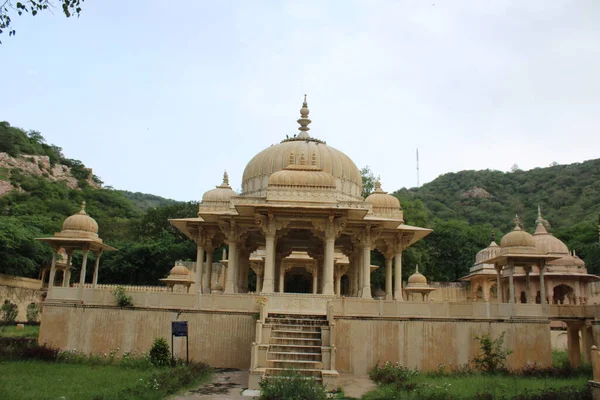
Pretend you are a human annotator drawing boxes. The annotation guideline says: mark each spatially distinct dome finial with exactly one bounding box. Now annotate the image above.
[79,201,87,215]
[534,205,549,234]
[297,94,312,139]
[513,214,522,231]
[415,264,419,273]
[218,170,230,188]
[491,230,496,242]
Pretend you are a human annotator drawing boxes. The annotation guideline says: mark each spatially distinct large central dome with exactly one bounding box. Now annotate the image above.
[241,97,363,200]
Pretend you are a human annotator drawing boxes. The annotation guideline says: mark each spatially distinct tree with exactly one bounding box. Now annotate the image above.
[0,0,84,43]
[361,166,378,198]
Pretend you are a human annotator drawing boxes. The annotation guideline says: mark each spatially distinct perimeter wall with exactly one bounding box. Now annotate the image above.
[39,304,552,373]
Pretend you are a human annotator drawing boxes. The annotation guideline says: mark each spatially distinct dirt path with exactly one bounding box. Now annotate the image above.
[172,369,254,400]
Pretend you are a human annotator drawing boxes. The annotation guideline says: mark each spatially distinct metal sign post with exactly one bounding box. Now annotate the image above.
[171,321,189,364]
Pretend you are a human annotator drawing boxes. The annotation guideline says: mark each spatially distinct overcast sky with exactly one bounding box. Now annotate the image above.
[1,1,598,201]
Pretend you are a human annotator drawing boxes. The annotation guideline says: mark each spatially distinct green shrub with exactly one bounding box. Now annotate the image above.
[1,300,18,324]
[472,332,511,373]
[112,286,133,307]
[369,361,417,385]
[26,303,41,323]
[149,337,170,367]
[259,370,328,400]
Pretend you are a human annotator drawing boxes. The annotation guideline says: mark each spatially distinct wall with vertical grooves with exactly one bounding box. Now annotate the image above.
[39,305,255,369]
[334,318,552,374]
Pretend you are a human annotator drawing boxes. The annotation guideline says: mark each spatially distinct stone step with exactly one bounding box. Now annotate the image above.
[269,324,322,332]
[271,330,321,339]
[269,337,322,346]
[269,344,322,353]
[268,359,324,369]
[265,367,322,378]
[268,351,322,361]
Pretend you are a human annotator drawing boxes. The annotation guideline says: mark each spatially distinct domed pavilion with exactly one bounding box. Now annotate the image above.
[36,201,116,300]
[169,96,431,299]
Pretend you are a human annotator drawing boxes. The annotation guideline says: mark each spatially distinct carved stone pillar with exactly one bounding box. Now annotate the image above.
[539,261,547,306]
[384,252,393,300]
[47,250,58,296]
[323,236,335,295]
[524,266,531,303]
[195,231,205,292]
[92,250,102,288]
[263,234,276,293]
[203,245,214,293]
[63,250,73,287]
[78,249,90,302]
[495,265,503,303]
[278,261,286,293]
[508,260,515,304]
[361,240,371,299]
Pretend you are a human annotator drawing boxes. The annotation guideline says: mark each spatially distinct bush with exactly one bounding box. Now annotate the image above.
[471,332,511,373]
[112,286,133,307]
[149,337,170,367]
[259,370,328,400]
[0,337,58,361]
[26,303,41,323]
[1,300,18,324]
[369,361,417,385]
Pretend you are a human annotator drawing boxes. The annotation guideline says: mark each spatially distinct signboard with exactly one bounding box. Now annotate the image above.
[171,321,189,363]
[172,321,188,337]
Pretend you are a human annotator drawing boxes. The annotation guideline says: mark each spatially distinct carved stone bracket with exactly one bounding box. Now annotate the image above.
[254,214,291,238]
[334,264,349,279]
[311,216,347,240]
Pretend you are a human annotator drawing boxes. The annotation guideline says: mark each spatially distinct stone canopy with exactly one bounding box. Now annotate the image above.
[170,96,432,299]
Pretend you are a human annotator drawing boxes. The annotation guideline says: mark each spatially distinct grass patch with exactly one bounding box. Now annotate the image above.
[0,325,39,338]
[363,374,589,399]
[0,361,155,400]
[0,360,211,400]
[553,349,570,368]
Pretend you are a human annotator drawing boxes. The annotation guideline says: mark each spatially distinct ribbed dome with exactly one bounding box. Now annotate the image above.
[501,225,536,249]
[407,265,428,286]
[475,241,500,265]
[533,225,569,255]
[169,264,190,277]
[268,165,336,188]
[365,181,401,209]
[241,97,362,200]
[61,202,99,237]
[202,172,237,203]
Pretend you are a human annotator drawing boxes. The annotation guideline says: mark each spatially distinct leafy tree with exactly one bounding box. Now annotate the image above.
[361,166,378,198]
[0,0,84,43]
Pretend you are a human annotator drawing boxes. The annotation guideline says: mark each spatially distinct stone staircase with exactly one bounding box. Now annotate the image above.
[265,314,327,381]
[248,309,338,390]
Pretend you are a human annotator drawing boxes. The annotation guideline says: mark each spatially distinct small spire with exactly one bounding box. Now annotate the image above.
[299,152,306,165]
[513,214,522,230]
[297,94,312,139]
[491,231,496,242]
[218,171,230,188]
[79,201,87,215]
[288,152,295,166]
[415,264,420,273]
[534,206,549,234]
[374,179,385,193]
[311,151,317,166]
[223,171,229,186]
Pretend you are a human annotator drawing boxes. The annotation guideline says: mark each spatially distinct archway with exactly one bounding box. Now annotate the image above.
[489,283,498,302]
[553,284,575,305]
[520,291,527,304]
[284,267,312,294]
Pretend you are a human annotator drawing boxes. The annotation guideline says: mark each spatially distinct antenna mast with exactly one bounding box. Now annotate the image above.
[416,148,420,188]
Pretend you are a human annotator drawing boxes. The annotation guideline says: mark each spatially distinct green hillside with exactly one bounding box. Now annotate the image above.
[1,120,598,286]
[387,160,600,282]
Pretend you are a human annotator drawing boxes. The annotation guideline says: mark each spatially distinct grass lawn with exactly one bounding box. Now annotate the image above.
[0,360,208,400]
[0,325,40,338]
[362,373,589,399]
